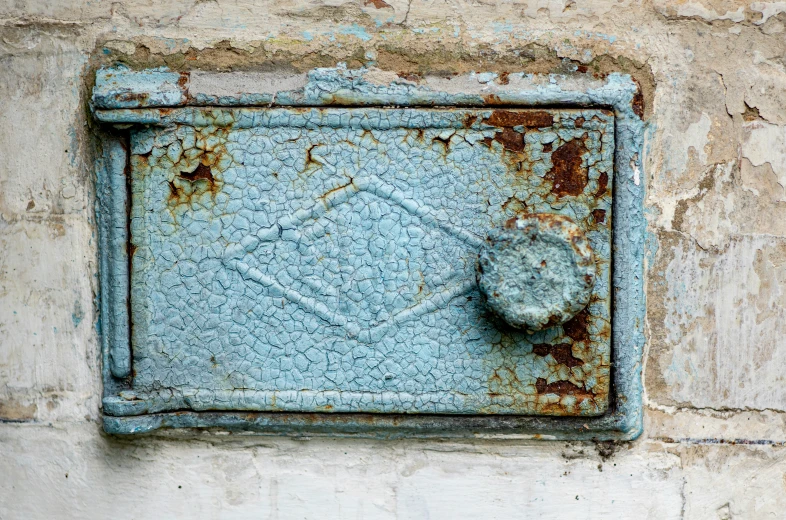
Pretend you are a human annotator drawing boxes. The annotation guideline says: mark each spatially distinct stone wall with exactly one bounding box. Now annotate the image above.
[2,1,785,517]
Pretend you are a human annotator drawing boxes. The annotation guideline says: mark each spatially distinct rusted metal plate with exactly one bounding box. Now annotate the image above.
[111,107,613,418]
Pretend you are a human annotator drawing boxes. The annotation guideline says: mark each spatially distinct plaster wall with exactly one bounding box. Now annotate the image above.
[2,1,786,517]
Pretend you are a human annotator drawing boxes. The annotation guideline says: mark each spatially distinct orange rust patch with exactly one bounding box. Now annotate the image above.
[631,77,645,119]
[181,163,214,182]
[463,114,478,128]
[532,343,584,368]
[365,0,393,8]
[574,117,585,128]
[545,138,588,197]
[178,72,190,90]
[562,308,591,344]
[592,209,606,224]
[535,378,595,399]
[485,110,554,128]
[595,171,609,197]
[168,180,179,202]
[398,72,421,82]
[486,127,525,153]
[169,161,221,206]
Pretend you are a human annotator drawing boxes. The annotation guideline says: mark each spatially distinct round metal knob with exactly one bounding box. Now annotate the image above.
[477,214,596,332]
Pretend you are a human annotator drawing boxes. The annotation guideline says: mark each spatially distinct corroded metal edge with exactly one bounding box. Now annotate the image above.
[95,67,646,440]
[103,410,637,440]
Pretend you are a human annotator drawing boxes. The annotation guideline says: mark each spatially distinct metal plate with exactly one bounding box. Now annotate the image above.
[114,107,613,417]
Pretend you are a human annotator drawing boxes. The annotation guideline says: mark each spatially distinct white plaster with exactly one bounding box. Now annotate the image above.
[742,121,786,191]
[188,71,308,98]
[662,235,786,410]
[674,3,745,22]
[0,424,686,519]
[665,112,712,177]
[751,1,786,24]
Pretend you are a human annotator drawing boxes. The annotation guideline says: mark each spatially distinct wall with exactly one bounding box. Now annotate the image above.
[2,1,786,517]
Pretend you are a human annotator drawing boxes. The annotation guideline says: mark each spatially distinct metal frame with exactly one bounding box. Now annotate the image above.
[94,66,646,439]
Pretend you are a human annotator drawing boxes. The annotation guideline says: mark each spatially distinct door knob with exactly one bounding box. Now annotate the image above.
[478,214,596,332]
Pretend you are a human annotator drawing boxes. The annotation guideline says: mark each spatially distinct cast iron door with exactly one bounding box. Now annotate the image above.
[118,107,613,417]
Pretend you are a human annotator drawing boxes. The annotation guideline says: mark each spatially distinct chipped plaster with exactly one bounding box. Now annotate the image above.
[2,0,786,517]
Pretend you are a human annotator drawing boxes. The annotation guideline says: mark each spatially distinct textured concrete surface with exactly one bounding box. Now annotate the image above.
[2,0,786,517]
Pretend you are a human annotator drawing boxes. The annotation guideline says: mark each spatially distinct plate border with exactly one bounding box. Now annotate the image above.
[95,67,646,440]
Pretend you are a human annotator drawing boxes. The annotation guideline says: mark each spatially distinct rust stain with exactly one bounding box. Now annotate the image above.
[631,77,645,119]
[562,308,591,344]
[574,116,585,128]
[592,209,606,224]
[433,134,452,148]
[178,71,190,91]
[535,378,595,399]
[167,180,179,201]
[501,196,527,214]
[463,114,478,128]
[168,160,221,207]
[397,72,421,82]
[117,91,149,103]
[486,127,525,153]
[318,179,354,202]
[595,171,609,197]
[305,144,319,167]
[545,138,588,197]
[485,110,554,128]
[532,343,584,367]
[542,142,552,153]
[180,163,214,182]
[497,72,510,85]
[364,0,393,8]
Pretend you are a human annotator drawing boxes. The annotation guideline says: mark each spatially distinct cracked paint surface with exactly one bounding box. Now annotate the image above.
[113,107,613,417]
[478,214,598,333]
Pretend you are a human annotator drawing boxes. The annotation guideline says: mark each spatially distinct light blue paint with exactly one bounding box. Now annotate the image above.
[108,107,611,417]
[95,138,132,378]
[479,215,598,332]
[92,66,186,109]
[95,67,647,440]
[573,30,618,44]
[493,22,514,33]
[338,24,372,41]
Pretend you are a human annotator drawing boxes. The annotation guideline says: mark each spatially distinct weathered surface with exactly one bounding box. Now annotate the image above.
[2,0,786,516]
[478,214,597,332]
[116,108,612,417]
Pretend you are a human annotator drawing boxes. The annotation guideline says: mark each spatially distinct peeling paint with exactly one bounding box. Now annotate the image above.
[94,67,645,439]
